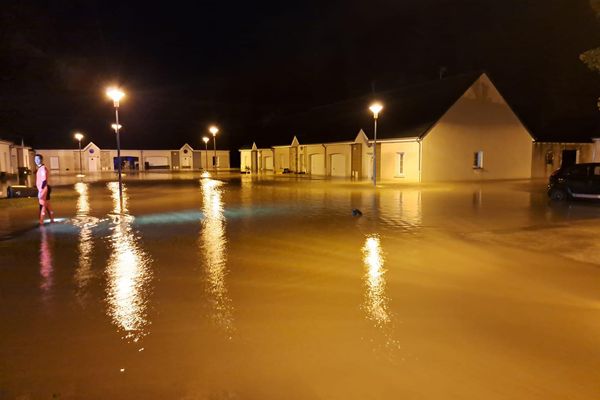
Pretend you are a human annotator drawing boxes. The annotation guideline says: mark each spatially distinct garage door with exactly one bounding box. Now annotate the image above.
[330,154,346,177]
[50,156,60,170]
[145,156,169,168]
[310,154,325,175]
[264,156,273,170]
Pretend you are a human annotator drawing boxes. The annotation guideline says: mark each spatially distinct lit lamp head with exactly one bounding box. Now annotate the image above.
[74,132,84,142]
[202,136,209,144]
[106,87,125,107]
[369,103,383,119]
[209,126,219,136]
[111,123,123,132]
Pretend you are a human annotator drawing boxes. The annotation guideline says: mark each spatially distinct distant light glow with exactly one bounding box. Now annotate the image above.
[42,217,68,224]
[111,123,123,132]
[202,136,209,144]
[106,87,125,105]
[209,126,219,136]
[74,132,84,141]
[369,102,383,118]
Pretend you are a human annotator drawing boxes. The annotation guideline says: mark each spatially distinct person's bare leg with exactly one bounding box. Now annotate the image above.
[39,204,45,225]
[45,201,55,223]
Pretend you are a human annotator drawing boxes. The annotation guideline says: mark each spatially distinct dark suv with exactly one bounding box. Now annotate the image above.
[548,163,600,201]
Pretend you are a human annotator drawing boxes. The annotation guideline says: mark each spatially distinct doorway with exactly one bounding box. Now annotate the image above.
[88,157,98,172]
[561,149,577,168]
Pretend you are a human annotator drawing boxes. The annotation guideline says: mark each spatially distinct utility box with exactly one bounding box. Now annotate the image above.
[7,185,38,199]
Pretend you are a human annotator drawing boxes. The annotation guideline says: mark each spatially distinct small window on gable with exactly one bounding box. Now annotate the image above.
[473,151,483,169]
[396,152,405,176]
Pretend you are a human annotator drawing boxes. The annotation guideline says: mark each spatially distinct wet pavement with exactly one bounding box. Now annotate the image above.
[1,173,600,399]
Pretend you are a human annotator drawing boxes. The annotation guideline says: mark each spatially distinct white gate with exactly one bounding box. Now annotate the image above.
[330,154,346,177]
[264,156,273,170]
[310,154,325,175]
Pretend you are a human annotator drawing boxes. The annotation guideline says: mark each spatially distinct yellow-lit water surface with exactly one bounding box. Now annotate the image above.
[1,175,600,399]
[106,181,153,341]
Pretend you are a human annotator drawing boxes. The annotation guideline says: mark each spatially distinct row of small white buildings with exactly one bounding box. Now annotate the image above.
[240,73,600,182]
[0,142,230,175]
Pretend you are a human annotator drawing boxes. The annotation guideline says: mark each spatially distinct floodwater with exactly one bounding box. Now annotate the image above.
[1,173,600,399]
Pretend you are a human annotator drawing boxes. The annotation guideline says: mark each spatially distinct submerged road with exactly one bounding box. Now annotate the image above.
[1,173,599,399]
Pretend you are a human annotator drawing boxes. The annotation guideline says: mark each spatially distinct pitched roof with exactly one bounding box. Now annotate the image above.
[256,72,482,144]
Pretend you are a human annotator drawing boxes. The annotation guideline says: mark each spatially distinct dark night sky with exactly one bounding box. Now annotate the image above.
[2,0,600,165]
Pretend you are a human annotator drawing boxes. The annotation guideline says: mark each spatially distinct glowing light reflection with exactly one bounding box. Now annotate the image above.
[200,178,234,332]
[362,235,390,326]
[106,182,152,341]
[73,182,99,300]
[39,226,53,299]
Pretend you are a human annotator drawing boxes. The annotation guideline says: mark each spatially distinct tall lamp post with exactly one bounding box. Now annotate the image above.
[74,132,84,177]
[106,87,125,204]
[202,136,209,170]
[209,126,219,170]
[369,103,383,187]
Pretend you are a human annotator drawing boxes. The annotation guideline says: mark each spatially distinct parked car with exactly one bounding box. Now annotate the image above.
[548,163,600,201]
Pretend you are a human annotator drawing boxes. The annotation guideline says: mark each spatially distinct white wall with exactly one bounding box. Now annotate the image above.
[379,141,420,181]
[35,149,76,173]
[0,141,10,174]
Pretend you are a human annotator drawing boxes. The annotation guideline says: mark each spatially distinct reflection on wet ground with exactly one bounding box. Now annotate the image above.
[1,174,600,399]
[105,182,153,341]
[362,234,389,327]
[200,177,234,333]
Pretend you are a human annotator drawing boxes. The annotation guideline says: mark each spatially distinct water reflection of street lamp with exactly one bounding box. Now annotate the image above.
[209,126,219,170]
[369,103,383,187]
[106,87,125,204]
[74,132,84,177]
[202,136,209,170]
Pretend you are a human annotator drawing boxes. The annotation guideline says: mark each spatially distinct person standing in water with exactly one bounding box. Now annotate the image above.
[35,154,54,225]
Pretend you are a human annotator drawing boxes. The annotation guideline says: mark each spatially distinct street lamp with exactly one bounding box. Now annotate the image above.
[106,87,125,204]
[74,132,84,177]
[369,102,383,187]
[202,136,209,170]
[209,126,219,170]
